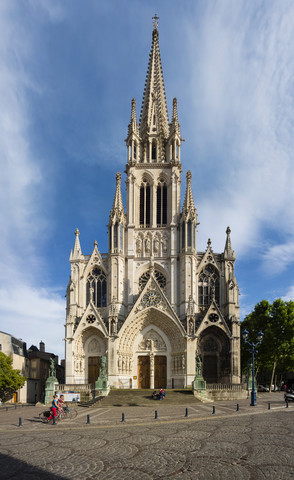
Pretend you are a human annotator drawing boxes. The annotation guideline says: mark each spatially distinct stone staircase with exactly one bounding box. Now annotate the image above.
[97,389,201,407]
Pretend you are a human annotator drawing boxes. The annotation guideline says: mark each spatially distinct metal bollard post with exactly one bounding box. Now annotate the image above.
[236,404,239,412]
[286,400,289,408]
[87,414,90,424]
[6,407,8,412]
[268,402,271,410]
[212,406,215,414]
[15,404,17,410]
[19,417,22,427]
[185,408,188,417]
[22,404,24,408]
[122,413,125,423]
[155,410,158,419]
[53,416,56,425]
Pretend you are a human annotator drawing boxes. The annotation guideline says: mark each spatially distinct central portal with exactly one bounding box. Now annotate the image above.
[138,356,150,388]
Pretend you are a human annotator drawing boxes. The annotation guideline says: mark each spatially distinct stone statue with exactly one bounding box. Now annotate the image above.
[49,358,56,378]
[196,355,203,377]
[100,355,107,376]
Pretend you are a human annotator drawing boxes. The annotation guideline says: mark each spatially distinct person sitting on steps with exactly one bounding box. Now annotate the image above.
[159,388,166,400]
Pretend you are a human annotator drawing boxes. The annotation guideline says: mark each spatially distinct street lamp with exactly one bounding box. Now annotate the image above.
[242,329,264,406]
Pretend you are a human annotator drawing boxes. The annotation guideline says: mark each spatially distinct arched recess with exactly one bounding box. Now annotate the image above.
[74,327,107,384]
[117,308,185,388]
[198,326,230,384]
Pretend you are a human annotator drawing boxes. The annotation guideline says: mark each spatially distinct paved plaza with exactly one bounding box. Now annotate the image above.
[0,393,293,479]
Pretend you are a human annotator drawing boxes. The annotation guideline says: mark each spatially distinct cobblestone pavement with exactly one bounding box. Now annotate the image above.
[0,394,293,479]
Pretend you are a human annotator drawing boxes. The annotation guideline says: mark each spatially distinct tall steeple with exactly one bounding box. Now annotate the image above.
[110,172,125,221]
[224,226,236,259]
[183,171,196,219]
[139,18,169,162]
[70,228,82,260]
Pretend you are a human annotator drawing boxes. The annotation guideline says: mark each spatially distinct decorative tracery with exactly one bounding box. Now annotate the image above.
[86,267,107,307]
[139,270,166,291]
[198,265,220,307]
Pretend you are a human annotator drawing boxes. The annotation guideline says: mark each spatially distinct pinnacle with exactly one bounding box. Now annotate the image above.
[183,170,196,214]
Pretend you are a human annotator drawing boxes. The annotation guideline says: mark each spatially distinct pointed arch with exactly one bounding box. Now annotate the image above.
[86,267,107,307]
[139,179,151,227]
[198,264,220,308]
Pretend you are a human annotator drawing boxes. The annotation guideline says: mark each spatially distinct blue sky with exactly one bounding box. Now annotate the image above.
[1,0,294,359]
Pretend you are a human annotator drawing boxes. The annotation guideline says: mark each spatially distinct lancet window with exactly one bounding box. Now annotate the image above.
[181,220,196,250]
[198,265,220,307]
[139,179,151,227]
[86,267,107,307]
[156,179,167,226]
[151,140,157,161]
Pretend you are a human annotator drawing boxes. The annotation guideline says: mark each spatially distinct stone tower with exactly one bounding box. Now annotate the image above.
[65,21,241,389]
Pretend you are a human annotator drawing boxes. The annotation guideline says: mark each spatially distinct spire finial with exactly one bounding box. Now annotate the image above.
[75,228,80,236]
[152,14,159,29]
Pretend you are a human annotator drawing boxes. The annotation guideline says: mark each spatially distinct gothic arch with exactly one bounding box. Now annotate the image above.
[198,326,230,384]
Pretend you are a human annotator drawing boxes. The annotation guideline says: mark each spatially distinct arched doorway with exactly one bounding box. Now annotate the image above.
[198,326,230,384]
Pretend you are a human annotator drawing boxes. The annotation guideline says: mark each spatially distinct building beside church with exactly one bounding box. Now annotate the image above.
[65,22,240,390]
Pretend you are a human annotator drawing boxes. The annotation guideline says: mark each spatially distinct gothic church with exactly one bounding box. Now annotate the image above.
[65,22,241,390]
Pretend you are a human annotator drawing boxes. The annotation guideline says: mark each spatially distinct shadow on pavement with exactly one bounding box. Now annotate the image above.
[0,452,67,480]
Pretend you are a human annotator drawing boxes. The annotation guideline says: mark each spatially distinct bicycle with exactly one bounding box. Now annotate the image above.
[39,406,77,423]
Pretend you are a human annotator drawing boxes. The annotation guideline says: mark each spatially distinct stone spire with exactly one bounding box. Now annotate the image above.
[110,172,125,220]
[139,22,169,143]
[183,171,196,218]
[127,98,139,137]
[169,98,180,136]
[224,226,236,259]
[70,228,82,260]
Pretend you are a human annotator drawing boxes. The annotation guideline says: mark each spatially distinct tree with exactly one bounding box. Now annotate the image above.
[0,352,26,402]
[241,299,294,391]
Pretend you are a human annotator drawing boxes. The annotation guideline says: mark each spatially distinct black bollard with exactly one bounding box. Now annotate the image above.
[87,414,90,424]
[53,416,56,425]
[15,404,17,410]
[155,410,158,419]
[268,402,271,410]
[18,417,22,427]
[185,408,188,417]
[236,404,239,412]
[212,406,215,415]
[6,407,8,412]
[286,400,289,408]
[122,413,125,423]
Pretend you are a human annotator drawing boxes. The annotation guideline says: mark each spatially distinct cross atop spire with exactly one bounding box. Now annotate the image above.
[152,14,159,29]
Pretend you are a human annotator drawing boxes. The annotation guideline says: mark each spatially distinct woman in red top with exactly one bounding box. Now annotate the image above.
[48,394,59,421]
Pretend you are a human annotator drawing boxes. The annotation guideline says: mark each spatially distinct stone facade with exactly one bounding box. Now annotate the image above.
[65,23,241,389]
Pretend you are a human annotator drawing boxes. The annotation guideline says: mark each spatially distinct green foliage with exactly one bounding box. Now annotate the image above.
[241,299,294,380]
[0,352,26,402]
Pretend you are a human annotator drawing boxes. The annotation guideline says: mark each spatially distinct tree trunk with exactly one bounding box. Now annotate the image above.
[269,360,277,394]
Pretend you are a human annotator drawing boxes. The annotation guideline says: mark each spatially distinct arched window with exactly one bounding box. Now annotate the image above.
[139,179,151,227]
[134,142,137,160]
[87,268,107,307]
[156,179,167,226]
[182,223,185,249]
[198,265,220,307]
[139,270,166,291]
[187,220,192,247]
[120,224,124,250]
[113,222,118,249]
[152,140,157,161]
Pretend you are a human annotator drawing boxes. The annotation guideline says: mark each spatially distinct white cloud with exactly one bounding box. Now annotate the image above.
[0,2,65,357]
[282,285,294,302]
[183,1,294,266]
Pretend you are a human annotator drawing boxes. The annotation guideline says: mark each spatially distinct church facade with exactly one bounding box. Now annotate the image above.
[65,23,241,390]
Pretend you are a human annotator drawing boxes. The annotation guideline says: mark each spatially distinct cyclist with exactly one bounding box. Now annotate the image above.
[47,394,59,421]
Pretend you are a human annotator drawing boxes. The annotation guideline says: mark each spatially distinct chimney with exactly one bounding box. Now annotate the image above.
[39,341,45,353]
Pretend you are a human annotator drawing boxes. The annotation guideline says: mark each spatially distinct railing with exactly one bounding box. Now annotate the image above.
[206,383,247,391]
[57,384,94,392]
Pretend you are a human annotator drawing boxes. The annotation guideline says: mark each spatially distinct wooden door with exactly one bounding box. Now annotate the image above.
[88,356,100,384]
[203,354,217,383]
[154,356,167,388]
[137,356,150,389]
